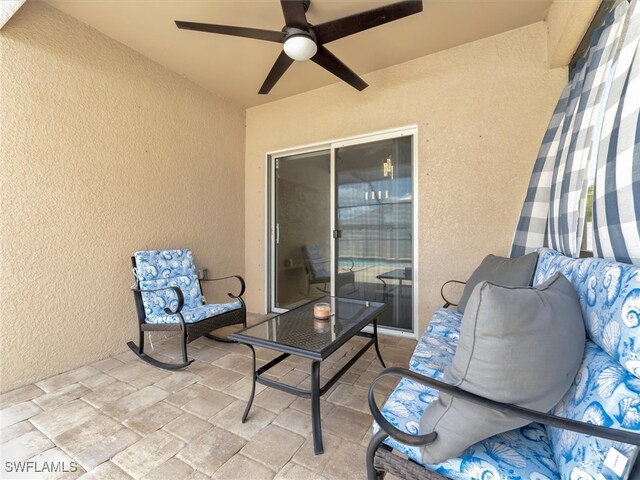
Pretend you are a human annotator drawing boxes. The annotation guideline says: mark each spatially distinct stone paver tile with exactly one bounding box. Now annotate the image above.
[27,448,86,479]
[182,388,235,420]
[73,428,140,471]
[185,471,210,480]
[1,420,35,444]
[225,377,266,400]
[123,401,182,435]
[253,388,295,414]
[354,369,397,395]
[142,457,194,480]
[336,371,360,385]
[112,430,185,478]
[323,440,368,480]
[80,381,137,410]
[209,401,275,440]
[0,401,42,429]
[33,383,90,411]
[212,454,274,480]
[290,397,334,418]
[240,424,304,471]
[189,346,229,364]
[0,385,45,409]
[326,383,385,414]
[53,414,122,456]
[80,372,117,390]
[108,363,170,388]
[1,430,54,462]
[197,366,244,391]
[165,384,213,407]
[153,371,201,393]
[177,427,245,476]
[103,386,169,421]
[90,357,125,373]
[278,369,309,387]
[273,408,312,437]
[377,346,412,367]
[291,433,340,475]
[162,413,212,443]
[275,462,327,480]
[212,353,254,374]
[78,462,132,480]
[321,406,371,444]
[113,351,139,364]
[35,366,100,394]
[30,400,99,439]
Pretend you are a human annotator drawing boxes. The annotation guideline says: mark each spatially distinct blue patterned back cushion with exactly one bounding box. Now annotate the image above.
[534,248,640,479]
[134,250,203,317]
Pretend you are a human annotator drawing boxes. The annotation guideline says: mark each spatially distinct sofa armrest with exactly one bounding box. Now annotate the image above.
[200,275,246,299]
[369,366,640,447]
[440,280,465,308]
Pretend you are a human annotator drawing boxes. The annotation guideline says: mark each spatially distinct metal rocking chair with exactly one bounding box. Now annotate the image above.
[128,249,246,370]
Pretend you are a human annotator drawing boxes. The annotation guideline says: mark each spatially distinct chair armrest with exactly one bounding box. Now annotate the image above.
[440,280,465,308]
[131,286,185,315]
[200,275,246,299]
[369,367,640,448]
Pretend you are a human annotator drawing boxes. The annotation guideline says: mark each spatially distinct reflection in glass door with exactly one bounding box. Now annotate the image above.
[334,135,413,331]
[272,150,331,310]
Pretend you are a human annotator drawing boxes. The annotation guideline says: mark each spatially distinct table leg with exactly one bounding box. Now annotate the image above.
[311,360,324,454]
[373,319,386,368]
[241,345,257,423]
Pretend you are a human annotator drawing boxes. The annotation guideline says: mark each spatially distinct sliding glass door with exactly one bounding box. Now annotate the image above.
[269,128,416,334]
[334,134,413,331]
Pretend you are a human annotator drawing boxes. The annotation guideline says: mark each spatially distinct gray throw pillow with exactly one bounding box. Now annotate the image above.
[419,272,585,464]
[457,252,538,313]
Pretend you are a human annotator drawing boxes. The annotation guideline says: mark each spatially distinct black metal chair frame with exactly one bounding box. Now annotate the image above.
[366,366,640,480]
[128,256,247,370]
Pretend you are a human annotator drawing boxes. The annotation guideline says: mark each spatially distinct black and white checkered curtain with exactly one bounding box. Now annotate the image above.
[593,0,640,264]
[510,1,630,258]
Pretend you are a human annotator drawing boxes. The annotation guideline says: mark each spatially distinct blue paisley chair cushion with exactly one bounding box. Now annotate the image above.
[134,249,242,325]
[374,319,561,480]
[135,250,204,317]
[534,248,640,480]
[145,300,244,324]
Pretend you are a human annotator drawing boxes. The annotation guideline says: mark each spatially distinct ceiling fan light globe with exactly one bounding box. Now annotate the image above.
[283,35,317,61]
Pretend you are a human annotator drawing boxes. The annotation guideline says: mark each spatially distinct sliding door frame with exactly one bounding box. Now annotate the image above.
[266,125,419,338]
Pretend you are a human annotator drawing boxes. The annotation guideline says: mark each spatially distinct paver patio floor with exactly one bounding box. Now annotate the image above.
[0,313,416,479]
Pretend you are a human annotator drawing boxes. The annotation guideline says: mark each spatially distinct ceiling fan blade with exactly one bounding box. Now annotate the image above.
[280,0,308,29]
[259,51,295,94]
[311,46,368,91]
[314,0,423,45]
[175,21,284,43]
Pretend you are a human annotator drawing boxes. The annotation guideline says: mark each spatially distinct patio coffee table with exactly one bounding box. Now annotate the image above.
[228,296,388,454]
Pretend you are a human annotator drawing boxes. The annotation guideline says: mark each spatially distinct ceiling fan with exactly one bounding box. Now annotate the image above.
[175,0,423,95]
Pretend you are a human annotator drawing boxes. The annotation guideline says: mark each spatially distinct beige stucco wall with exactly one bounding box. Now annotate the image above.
[546,0,600,68]
[0,2,246,392]
[245,22,567,334]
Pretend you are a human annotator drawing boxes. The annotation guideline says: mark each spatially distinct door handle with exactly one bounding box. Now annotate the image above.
[333,230,342,239]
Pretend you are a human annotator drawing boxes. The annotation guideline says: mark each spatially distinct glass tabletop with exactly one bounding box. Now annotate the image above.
[229,296,388,360]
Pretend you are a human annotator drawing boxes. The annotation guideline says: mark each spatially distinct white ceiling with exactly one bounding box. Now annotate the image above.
[44,0,553,107]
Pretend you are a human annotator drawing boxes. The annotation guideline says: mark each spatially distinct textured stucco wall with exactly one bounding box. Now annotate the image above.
[546,0,600,68]
[0,2,246,392]
[245,22,567,334]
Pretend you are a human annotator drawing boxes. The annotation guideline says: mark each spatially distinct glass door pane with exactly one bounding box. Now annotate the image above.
[334,136,413,332]
[273,150,331,310]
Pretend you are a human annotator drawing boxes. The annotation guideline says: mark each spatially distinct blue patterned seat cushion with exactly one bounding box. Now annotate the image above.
[145,300,244,324]
[374,316,560,479]
[534,249,640,479]
[134,249,242,325]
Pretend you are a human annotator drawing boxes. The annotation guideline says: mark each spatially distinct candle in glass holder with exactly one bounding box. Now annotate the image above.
[314,302,331,319]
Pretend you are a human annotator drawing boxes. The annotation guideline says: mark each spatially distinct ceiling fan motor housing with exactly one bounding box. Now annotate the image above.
[283,27,317,61]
